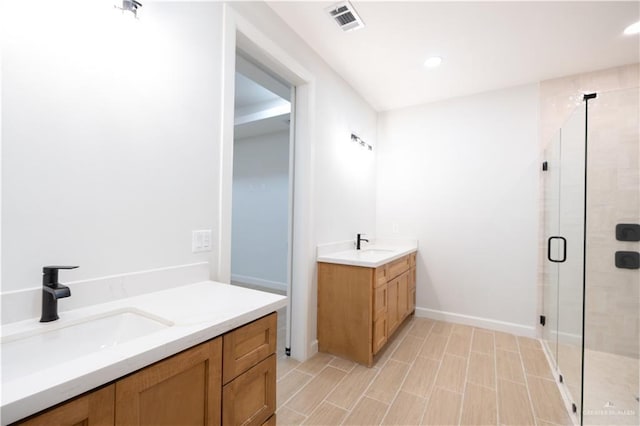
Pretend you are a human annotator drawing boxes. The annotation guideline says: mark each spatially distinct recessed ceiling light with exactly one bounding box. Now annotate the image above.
[424,56,442,68]
[624,21,640,35]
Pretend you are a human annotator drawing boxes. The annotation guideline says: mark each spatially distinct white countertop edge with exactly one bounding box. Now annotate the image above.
[1,282,287,425]
[317,244,418,268]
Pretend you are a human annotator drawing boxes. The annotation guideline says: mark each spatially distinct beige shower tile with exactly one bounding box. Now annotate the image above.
[521,348,553,379]
[518,336,542,350]
[435,354,467,393]
[460,382,497,425]
[343,397,388,425]
[402,356,440,397]
[498,379,535,425]
[303,402,347,425]
[381,391,426,426]
[467,351,496,389]
[421,387,462,425]
[527,375,572,425]
[496,349,525,384]
[419,333,449,361]
[285,366,346,415]
[366,359,409,404]
[326,364,379,410]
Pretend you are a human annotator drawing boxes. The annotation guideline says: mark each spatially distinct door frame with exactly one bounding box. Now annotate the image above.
[217,4,316,361]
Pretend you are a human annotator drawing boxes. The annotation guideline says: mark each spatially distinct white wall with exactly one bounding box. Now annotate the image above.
[232,130,289,288]
[1,1,222,292]
[377,84,540,334]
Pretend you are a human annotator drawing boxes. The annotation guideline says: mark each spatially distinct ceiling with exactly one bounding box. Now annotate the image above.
[267,1,640,111]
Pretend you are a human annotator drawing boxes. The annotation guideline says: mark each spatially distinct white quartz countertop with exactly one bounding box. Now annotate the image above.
[0,281,287,425]
[317,242,418,267]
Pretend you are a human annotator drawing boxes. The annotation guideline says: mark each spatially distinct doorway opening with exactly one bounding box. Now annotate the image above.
[230,51,295,358]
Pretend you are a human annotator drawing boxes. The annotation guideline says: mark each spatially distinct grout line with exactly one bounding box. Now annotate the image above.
[457,327,474,425]
[493,329,500,426]
[518,338,540,426]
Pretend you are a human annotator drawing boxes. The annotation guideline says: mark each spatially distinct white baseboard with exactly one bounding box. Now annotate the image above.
[415,307,536,338]
[231,274,287,293]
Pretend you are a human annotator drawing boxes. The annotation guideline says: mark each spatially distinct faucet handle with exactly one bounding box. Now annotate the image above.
[43,266,79,272]
[43,266,79,286]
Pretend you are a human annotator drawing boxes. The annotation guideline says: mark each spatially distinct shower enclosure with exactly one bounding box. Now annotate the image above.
[542,87,639,425]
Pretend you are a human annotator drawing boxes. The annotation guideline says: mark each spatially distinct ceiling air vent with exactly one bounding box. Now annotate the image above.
[326,1,365,32]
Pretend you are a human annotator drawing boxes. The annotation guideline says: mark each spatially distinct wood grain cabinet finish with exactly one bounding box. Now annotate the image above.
[15,384,115,426]
[115,338,222,426]
[318,252,417,366]
[15,314,277,426]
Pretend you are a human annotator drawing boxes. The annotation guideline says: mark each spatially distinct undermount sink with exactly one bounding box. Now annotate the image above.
[1,309,172,382]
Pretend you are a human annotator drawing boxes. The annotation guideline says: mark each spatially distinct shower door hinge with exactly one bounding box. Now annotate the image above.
[559,374,564,383]
[572,403,577,413]
[539,315,546,326]
[285,347,291,356]
[542,161,548,171]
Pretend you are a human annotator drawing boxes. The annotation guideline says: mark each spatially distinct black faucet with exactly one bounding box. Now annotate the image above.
[40,265,78,322]
[356,233,369,250]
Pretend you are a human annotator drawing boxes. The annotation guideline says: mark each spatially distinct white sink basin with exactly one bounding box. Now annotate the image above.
[359,248,395,254]
[1,309,172,382]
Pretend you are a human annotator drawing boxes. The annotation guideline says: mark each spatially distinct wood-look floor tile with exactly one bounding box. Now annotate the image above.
[521,348,553,379]
[402,356,439,397]
[494,332,519,352]
[498,379,535,426]
[496,349,525,384]
[326,364,379,410]
[460,382,497,425]
[381,391,426,426]
[467,352,496,389]
[421,387,462,425]
[296,352,334,375]
[343,397,388,425]
[277,370,314,408]
[435,354,467,393]
[276,406,306,425]
[446,333,471,358]
[408,318,434,338]
[419,333,449,361]
[472,330,494,355]
[527,375,572,425]
[431,321,453,336]
[329,357,356,373]
[517,336,541,350]
[452,324,473,338]
[391,335,424,363]
[366,359,410,404]
[303,401,347,425]
[285,366,346,415]
[278,356,301,380]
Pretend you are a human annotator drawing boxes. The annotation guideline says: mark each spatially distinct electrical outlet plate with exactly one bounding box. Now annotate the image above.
[192,230,212,253]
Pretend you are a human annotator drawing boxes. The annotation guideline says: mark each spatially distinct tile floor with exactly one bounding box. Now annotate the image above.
[276,316,572,425]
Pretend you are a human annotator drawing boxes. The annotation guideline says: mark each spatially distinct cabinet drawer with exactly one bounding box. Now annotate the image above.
[223,313,277,384]
[373,283,388,320]
[375,265,388,287]
[388,255,411,280]
[223,354,276,426]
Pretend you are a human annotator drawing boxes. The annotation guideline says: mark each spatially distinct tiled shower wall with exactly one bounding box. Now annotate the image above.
[539,63,640,358]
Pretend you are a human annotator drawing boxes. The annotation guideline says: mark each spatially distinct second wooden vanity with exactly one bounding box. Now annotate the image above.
[318,251,417,366]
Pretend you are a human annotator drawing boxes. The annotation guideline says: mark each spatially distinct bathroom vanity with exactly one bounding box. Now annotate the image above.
[317,244,417,366]
[1,282,286,426]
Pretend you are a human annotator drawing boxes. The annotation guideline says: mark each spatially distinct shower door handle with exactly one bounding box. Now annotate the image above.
[547,236,567,263]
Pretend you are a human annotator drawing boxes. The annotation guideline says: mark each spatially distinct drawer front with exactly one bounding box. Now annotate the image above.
[223,313,277,384]
[373,283,388,320]
[223,354,276,426]
[388,255,411,280]
[375,265,388,287]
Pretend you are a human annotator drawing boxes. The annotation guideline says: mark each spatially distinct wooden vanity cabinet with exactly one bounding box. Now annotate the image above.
[14,313,277,426]
[318,252,417,366]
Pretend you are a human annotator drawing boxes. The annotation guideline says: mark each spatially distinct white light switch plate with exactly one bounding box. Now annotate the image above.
[192,230,212,253]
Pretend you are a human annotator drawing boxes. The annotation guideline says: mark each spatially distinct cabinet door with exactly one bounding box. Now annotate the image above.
[409,267,416,312]
[17,385,114,426]
[373,283,388,320]
[397,271,409,320]
[222,354,276,426]
[372,315,388,354]
[387,278,399,333]
[115,338,222,426]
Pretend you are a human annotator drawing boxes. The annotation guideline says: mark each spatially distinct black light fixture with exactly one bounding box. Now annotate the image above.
[115,0,142,19]
[351,133,373,151]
